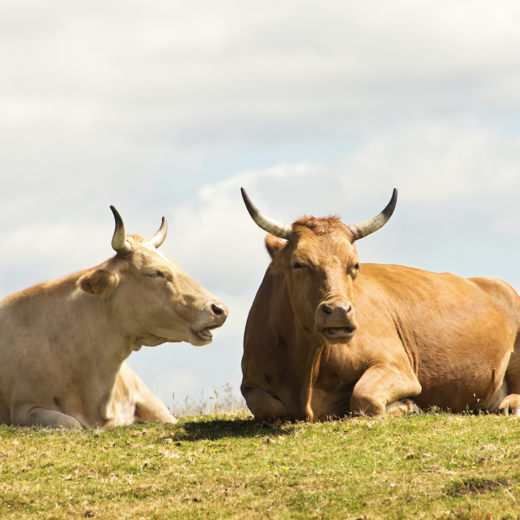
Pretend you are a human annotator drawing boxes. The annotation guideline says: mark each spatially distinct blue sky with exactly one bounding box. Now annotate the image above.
[1,1,520,410]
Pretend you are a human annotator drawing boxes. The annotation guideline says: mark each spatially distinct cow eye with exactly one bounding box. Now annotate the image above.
[148,271,165,278]
[293,263,303,269]
[354,263,360,270]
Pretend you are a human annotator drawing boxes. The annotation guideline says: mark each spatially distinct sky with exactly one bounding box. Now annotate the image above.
[1,1,520,410]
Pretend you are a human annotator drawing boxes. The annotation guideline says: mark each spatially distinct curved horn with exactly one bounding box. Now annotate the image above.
[241,188,292,240]
[110,206,131,254]
[149,217,168,248]
[347,189,398,241]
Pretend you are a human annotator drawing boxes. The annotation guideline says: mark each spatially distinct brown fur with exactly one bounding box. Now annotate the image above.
[242,218,520,421]
[293,216,346,236]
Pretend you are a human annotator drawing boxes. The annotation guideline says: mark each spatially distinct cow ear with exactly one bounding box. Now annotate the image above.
[78,269,120,297]
[265,234,288,259]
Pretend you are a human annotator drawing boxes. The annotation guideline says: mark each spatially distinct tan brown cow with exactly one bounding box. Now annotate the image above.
[240,188,520,421]
[0,207,228,428]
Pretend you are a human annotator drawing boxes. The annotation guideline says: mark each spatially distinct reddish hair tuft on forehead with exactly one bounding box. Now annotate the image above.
[292,216,346,236]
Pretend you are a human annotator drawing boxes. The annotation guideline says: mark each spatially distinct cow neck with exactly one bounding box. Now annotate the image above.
[73,296,138,424]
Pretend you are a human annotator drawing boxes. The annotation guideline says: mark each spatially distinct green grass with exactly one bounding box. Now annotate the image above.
[1,413,520,519]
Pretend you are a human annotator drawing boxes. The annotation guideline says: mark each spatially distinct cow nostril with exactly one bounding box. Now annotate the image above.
[211,304,223,316]
[321,304,332,315]
[211,303,225,316]
[346,303,353,314]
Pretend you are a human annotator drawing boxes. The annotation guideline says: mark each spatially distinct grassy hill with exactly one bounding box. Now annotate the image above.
[1,412,520,519]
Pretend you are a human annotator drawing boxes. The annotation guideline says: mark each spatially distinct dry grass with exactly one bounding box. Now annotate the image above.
[1,412,520,519]
[170,384,249,417]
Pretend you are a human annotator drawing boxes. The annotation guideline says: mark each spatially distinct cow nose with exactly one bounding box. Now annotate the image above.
[210,301,228,320]
[319,302,352,317]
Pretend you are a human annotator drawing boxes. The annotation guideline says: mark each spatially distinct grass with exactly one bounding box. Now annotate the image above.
[169,384,249,417]
[1,412,520,519]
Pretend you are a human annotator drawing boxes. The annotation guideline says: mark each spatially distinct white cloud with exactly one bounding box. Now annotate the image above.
[1,1,520,161]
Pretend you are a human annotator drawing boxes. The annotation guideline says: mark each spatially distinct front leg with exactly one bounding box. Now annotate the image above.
[15,407,83,429]
[351,363,422,416]
[134,393,177,424]
[116,363,177,425]
[385,398,421,416]
[243,386,289,422]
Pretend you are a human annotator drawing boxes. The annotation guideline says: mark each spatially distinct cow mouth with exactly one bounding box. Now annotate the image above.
[323,327,355,340]
[189,324,222,345]
[191,327,214,341]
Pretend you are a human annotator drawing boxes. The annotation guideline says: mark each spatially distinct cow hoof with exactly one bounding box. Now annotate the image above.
[499,407,520,417]
[401,398,421,414]
[385,399,421,416]
[498,394,520,417]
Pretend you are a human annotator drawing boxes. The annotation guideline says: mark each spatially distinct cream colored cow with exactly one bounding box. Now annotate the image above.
[0,207,228,428]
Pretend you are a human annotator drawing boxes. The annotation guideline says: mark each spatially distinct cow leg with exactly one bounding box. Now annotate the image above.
[384,399,421,416]
[350,364,422,416]
[114,363,176,425]
[15,407,82,429]
[497,394,520,416]
[498,352,520,416]
[243,387,289,421]
[134,394,177,424]
[498,344,520,416]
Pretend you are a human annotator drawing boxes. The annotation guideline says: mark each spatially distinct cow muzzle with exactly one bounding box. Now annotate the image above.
[315,301,358,344]
[189,300,229,346]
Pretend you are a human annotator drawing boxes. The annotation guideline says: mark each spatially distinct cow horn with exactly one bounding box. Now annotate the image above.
[241,188,293,240]
[347,189,398,241]
[149,217,168,248]
[110,206,131,254]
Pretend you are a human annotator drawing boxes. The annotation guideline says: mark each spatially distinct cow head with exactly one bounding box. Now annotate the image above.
[78,207,228,348]
[241,188,397,345]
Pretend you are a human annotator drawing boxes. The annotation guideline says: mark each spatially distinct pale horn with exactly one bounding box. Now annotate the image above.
[149,217,168,248]
[110,206,132,254]
[241,188,293,240]
[347,189,398,241]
